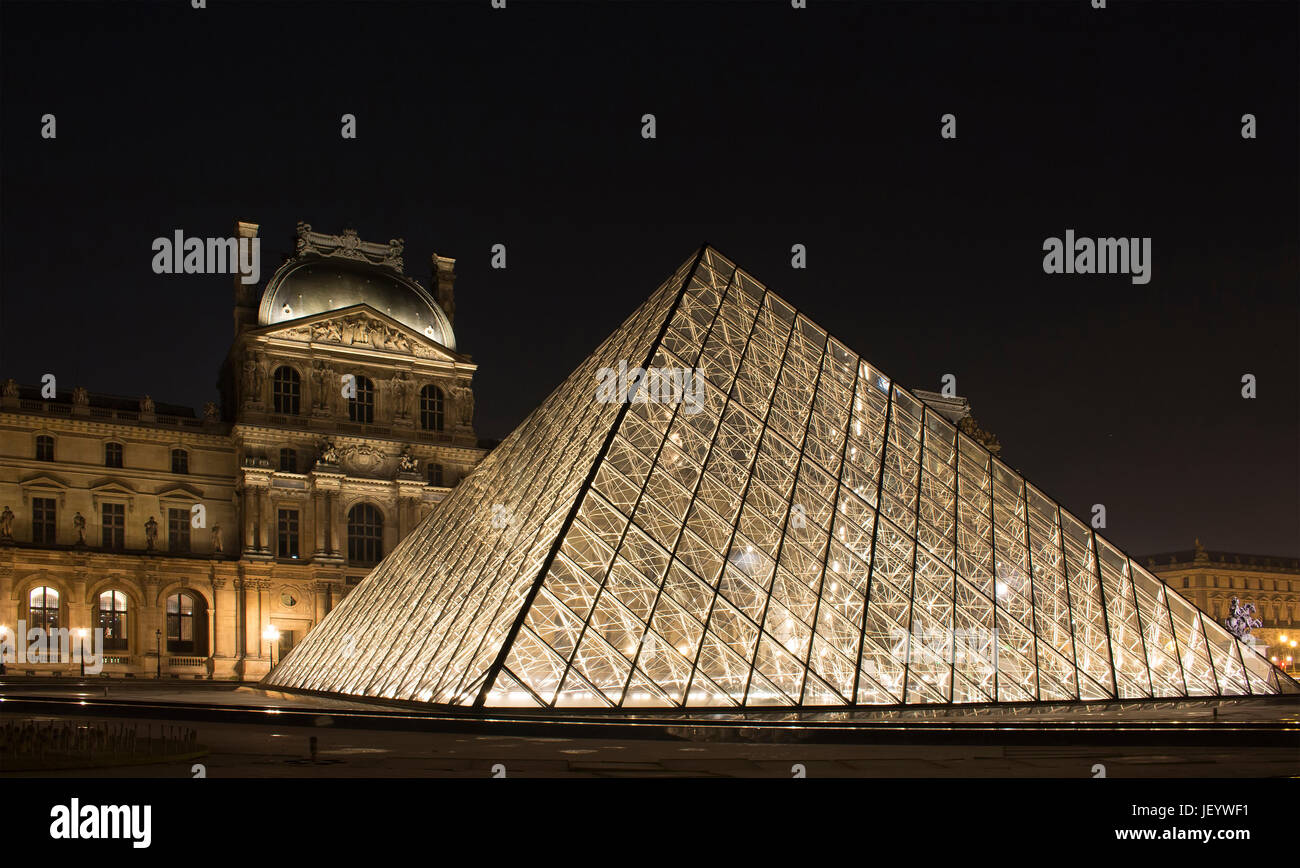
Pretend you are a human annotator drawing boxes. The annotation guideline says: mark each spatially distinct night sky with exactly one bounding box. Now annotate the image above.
[1,1,1295,558]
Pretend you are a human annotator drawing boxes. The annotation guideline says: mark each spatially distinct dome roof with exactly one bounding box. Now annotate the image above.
[259,257,456,351]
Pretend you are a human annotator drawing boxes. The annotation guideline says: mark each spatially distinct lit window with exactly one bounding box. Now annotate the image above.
[99,590,128,652]
[168,508,191,553]
[420,385,445,431]
[273,366,301,415]
[31,497,56,545]
[348,377,375,424]
[347,503,383,565]
[28,586,60,630]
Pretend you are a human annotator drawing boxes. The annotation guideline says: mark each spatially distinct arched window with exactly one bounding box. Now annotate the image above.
[36,435,54,462]
[348,376,375,423]
[98,590,129,652]
[347,503,384,566]
[420,385,445,431]
[104,442,123,467]
[28,586,60,631]
[165,591,208,655]
[171,448,188,474]
[272,366,301,415]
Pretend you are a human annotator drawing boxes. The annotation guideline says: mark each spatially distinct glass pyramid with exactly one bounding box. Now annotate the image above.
[265,247,1299,709]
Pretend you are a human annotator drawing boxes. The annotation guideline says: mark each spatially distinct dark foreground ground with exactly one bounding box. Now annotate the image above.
[1,681,1296,778]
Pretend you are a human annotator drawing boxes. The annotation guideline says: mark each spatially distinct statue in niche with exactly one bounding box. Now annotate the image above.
[73,512,87,546]
[451,385,474,428]
[0,505,13,539]
[398,447,418,474]
[391,373,412,417]
[145,516,159,551]
[242,359,260,404]
[211,524,224,554]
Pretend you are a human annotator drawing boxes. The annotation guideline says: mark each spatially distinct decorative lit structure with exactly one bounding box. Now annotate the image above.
[266,247,1298,708]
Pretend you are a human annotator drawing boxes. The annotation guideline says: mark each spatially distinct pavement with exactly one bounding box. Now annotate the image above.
[1,681,1297,778]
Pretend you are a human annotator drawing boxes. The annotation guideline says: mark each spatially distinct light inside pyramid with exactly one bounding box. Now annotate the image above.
[264,247,1299,708]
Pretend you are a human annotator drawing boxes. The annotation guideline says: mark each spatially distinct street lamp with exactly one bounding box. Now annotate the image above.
[75,628,88,678]
[263,625,281,674]
[155,628,162,679]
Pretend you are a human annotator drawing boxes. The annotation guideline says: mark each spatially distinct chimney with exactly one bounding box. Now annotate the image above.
[233,221,260,336]
[432,254,457,325]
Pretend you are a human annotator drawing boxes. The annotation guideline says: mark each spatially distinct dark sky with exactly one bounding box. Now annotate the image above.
[1,1,1296,557]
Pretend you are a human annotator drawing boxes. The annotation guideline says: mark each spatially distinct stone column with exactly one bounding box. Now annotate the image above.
[211,574,238,679]
[312,491,327,557]
[258,488,273,555]
[242,486,257,555]
[313,581,329,628]
[331,493,344,560]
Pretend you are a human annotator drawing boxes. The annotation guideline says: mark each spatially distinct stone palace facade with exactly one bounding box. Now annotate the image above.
[0,222,490,680]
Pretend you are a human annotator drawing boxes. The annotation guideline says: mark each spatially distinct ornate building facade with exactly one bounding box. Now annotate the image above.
[0,222,489,680]
[1145,541,1300,675]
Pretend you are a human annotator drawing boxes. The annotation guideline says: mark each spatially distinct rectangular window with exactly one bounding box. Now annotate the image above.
[171,449,189,474]
[280,448,297,473]
[105,442,123,467]
[278,509,299,559]
[36,436,54,461]
[428,463,444,487]
[101,503,125,550]
[32,497,56,544]
[168,508,191,553]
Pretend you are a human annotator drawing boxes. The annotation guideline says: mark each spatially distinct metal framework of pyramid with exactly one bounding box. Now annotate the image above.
[266,247,1298,709]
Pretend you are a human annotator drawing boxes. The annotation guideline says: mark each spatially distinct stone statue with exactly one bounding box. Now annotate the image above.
[242,358,259,403]
[145,516,158,551]
[73,512,87,546]
[398,447,418,473]
[391,373,412,417]
[0,505,13,539]
[957,416,1001,457]
[319,441,339,465]
[451,385,475,428]
[203,401,220,422]
[311,365,329,408]
[1,379,17,398]
[139,394,155,414]
[211,524,224,554]
[72,386,89,407]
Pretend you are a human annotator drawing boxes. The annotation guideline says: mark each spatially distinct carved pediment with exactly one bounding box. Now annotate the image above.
[19,472,70,491]
[258,305,461,362]
[88,479,136,496]
[156,483,204,501]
